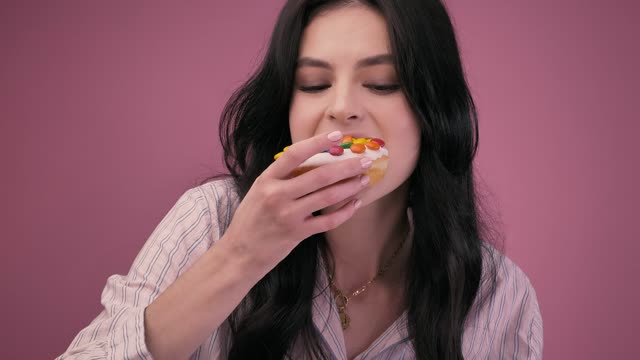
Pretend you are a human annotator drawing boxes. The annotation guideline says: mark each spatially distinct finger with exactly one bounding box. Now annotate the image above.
[286,156,371,199]
[303,197,362,235]
[265,130,344,180]
[294,174,367,215]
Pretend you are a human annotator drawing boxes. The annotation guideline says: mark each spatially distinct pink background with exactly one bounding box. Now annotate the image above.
[2,1,638,358]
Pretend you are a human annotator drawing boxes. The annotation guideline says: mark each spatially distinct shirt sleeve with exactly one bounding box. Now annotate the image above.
[56,185,220,360]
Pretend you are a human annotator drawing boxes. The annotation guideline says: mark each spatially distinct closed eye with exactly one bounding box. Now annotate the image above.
[364,84,401,94]
[298,85,330,93]
[298,84,401,94]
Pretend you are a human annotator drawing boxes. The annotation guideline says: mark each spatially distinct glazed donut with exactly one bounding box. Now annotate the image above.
[274,136,389,185]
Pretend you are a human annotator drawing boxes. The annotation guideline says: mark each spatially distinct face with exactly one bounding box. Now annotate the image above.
[289,4,421,206]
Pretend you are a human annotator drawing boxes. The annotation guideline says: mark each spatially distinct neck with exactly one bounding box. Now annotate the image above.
[322,181,412,293]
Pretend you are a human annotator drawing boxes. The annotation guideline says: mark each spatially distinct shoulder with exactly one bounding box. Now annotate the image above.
[462,243,544,358]
[193,176,241,210]
[475,243,543,324]
[186,176,242,237]
[479,243,538,298]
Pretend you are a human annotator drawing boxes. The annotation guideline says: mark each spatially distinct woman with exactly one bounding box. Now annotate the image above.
[58,0,543,359]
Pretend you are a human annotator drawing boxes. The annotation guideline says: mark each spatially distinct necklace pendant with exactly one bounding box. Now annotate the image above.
[339,310,350,330]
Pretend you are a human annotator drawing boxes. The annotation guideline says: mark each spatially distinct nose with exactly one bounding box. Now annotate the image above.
[325,82,363,124]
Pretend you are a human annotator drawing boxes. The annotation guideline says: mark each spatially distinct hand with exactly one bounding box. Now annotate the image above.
[220,130,371,272]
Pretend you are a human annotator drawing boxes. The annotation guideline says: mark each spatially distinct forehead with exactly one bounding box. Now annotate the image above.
[298,5,391,60]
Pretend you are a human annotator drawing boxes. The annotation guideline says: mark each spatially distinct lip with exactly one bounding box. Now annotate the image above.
[342,132,378,139]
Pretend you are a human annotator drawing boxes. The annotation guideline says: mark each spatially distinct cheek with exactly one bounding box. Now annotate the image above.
[394,146,418,175]
[386,113,420,172]
[288,97,307,142]
[289,98,324,143]
[392,99,420,132]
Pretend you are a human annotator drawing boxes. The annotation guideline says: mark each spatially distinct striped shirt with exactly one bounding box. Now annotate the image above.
[57,177,543,359]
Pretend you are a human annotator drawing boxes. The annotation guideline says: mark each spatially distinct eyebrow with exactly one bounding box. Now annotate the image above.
[296,54,394,70]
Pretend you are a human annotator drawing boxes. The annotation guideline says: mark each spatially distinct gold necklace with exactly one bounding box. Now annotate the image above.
[326,227,409,330]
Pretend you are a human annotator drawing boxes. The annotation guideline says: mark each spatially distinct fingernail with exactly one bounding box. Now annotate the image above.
[354,199,362,209]
[361,158,372,168]
[328,131,342,142]
[360,175,370,186]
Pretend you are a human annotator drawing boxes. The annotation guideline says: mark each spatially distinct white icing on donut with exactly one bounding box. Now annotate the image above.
[298,147,389,168]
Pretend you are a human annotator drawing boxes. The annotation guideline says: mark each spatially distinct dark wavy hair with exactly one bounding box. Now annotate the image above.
[200,0,502,358]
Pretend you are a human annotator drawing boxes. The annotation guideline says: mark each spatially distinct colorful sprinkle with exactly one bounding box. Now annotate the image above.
[365,141,380,150]
[350,143,366,153]
[370,138,385,147]
[273,136,385,160]
[329,145,344,156]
